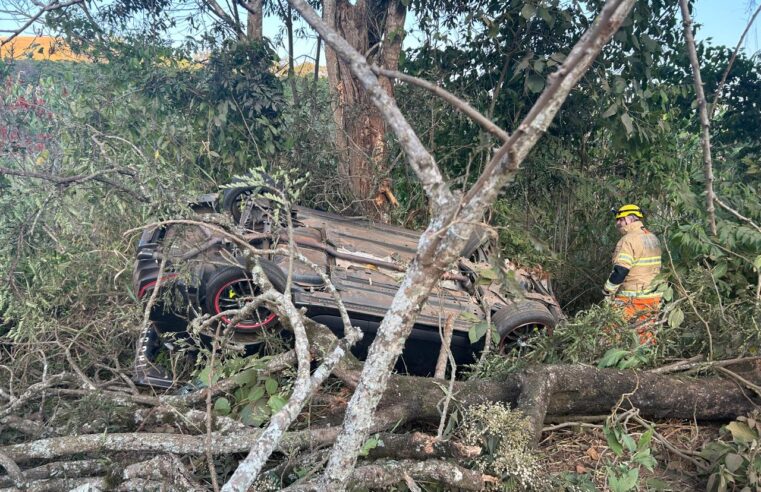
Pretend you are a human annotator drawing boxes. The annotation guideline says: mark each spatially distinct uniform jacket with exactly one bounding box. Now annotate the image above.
[610,221,662,297]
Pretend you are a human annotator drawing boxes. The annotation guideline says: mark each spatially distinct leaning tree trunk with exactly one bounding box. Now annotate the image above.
[323,0,405,221]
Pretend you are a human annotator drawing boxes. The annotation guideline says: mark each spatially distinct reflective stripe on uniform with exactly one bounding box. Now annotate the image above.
[604,279,620,293]
[616,253,634,268]
[632,256,661,267]
[617,289,663,299]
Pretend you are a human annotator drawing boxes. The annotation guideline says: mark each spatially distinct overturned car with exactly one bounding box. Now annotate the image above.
[132,181,562,387]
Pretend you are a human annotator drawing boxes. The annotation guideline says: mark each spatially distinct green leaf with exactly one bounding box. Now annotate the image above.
[608,468,639,492]
[637,428,653,451]
[645,478,670,491]
[477,267,498,280]
[197,366,221,387]
[668,308,684,328]
[234,368,258,386]
[602,103,618,118]
[633,449,657,471]
[459,311,480,322]
[620,113,634,135]
[267,394,287,413]
[247,385,265,403]
[713,261,728,279]
[604,425,624,456]
[621,432,637,453]
[468,321,489,344]
[526,74,545,94]
[240,400,270,427]
[598,348,629,368]
[725,453,744,473]
[520,3,536,19]
[538,6,554,26]
[214,397,231,415]
[549,52,566,63]
[359,436,381,456]
[618,356,643,370]
[265,378,278,395]
[661,285,674,302]
[726,421,757,444]
[753,255,761,271]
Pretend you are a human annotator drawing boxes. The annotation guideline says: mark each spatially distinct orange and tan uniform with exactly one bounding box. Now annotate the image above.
[604,221,662,343]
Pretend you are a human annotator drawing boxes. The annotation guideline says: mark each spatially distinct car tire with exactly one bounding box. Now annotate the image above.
[221,175,281,225]
[460,225,489,259]
[202,259,287,331]
[493,300,556,353]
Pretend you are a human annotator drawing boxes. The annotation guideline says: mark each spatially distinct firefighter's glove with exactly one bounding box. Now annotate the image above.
[602,280,619,299]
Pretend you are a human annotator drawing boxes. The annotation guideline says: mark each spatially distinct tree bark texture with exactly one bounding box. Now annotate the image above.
[244,0,263,40]
[322,0,406,219]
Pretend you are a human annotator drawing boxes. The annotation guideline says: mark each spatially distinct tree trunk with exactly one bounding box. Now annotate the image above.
[323,0,406,220]
[2,365,755,465]
[245,0,263,40]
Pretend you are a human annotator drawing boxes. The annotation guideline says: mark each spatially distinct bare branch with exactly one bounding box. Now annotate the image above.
[713,195,761,233]
[710,2,761,119]
[202,0,245,37]
[0,0,83,48]
[679,0,717,236]
[0,166,147,201]
[433,314,454,380]
[371,66,510,143]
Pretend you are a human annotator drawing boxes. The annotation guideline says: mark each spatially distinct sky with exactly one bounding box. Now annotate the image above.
[1,0,759,62]
[693,0,760,50]
[259,0,760,67]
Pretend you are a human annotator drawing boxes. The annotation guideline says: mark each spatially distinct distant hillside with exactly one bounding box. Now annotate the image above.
[1,36,328,80]
[275,61,327,78]
[0,36,87,62]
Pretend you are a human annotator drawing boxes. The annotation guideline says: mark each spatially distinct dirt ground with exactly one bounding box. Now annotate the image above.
[539,419,721,490]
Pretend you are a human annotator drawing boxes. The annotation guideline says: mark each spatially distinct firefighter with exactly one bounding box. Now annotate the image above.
[603,204,662,344]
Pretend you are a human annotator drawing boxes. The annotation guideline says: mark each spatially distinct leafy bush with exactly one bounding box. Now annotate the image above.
[701,411,761,492]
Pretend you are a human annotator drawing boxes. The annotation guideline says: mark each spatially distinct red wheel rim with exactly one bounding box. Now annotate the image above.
[212,278,276,330]
[138,273,179,299]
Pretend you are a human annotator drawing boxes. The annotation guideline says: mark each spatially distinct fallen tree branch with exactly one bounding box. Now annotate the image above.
[365,432,481,461]
[0,477,106,492]
[518,367,558,446]
[0,373,72,420]
[0,459,109,488]
[293,0,642,485]
[649,355,704,374]
[347,459,495,491]
[0,451,23,489]
[2,364,756,464]
[715,366,761,398]
[629,414,709,471]
[122,455,203,490]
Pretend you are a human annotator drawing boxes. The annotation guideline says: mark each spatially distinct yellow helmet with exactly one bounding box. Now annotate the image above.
[613,204,644,220]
